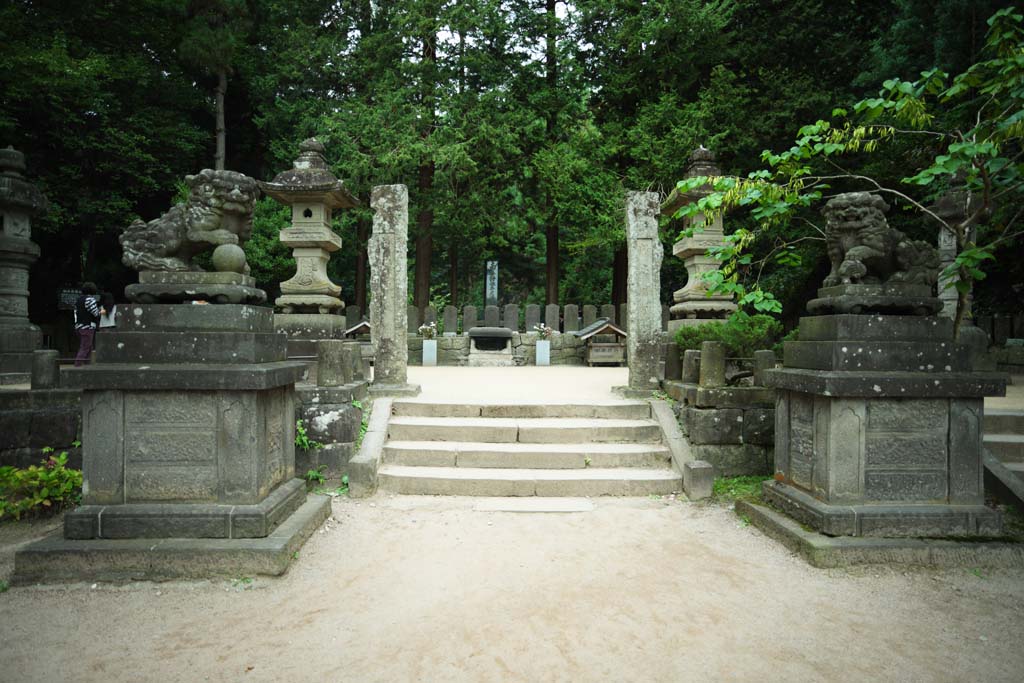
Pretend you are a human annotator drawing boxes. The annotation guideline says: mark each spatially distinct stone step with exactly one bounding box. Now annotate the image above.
[387,416,663,444]
[984,409,1024,434]
[391,401,651,420]
[383,441,672,469]
[1007,462,1024,484]
[377,465,682,497]
[984,434,1024,463]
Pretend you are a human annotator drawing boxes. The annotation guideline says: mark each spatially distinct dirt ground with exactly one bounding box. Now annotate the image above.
[2,495,1024,683]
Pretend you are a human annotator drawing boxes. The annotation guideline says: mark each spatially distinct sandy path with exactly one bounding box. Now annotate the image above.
[2,495,1023,682]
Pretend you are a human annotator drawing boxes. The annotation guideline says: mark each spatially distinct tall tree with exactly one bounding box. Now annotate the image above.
[180,0,252,170]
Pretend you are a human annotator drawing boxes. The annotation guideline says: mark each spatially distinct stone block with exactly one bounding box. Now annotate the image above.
[423,306,437,326]
[407,305,420,333]
[484,305,500,327]
[742,408,774,446]
[503,304,519,331]
[698,341,726,387]
[601,304,616,323]
[681,350,700,383]
[524,305,541,332]
[120,303,274,333]
[683,460,714,500]
[564,305,579,332]
[545,304,560,330]
[345,305,362,325]
[301,403,361,444]
[29,409,79,449]
[96,331,287,364]
[317,340,346,386]
[0,410,29,449]
[798,314,952,342]
[443,306,458,334]
[685,407,743,444]
[273,313,346,339]
[463,305,478,331]
[785,340,970,373]
[693,443,770,477]
[31,349,59,389]
[583,305,597,328]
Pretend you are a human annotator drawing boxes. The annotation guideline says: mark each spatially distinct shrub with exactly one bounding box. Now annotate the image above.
[0,450,83,520]
[675,311,784,358]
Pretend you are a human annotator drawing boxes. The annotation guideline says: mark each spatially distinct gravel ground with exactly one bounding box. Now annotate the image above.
[2,494,1024,682]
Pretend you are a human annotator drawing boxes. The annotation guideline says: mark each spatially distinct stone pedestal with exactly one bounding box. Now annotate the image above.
[0,147,46,383]
[764,291,1007,538]
[57,303,312,539]
[661,148,736,332]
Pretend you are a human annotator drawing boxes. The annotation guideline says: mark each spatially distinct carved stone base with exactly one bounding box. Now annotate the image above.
[275,294,344,314]
[126,272,266,304]
[807,283,942,316]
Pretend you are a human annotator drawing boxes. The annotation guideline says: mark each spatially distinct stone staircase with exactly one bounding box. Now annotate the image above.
[985,409,1024,485]
[377,401,682,496]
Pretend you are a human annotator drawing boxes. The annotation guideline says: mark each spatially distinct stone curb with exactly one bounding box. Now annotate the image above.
[983,449,1024,510]
[11,495,331,585]
[348,397,392,498]
[736,499,1024,569]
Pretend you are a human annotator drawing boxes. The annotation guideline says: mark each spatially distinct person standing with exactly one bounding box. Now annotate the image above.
[73,282,105,366]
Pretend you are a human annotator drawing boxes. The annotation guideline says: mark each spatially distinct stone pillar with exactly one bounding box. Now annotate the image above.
[369,184,419,395]
[623,191,663,392]
[661,148,736,332]
[0,147,46,383]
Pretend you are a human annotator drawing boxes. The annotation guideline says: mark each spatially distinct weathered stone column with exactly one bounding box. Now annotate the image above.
[0,147,46,384]
[369,184,419,396]
[623,190,663,392]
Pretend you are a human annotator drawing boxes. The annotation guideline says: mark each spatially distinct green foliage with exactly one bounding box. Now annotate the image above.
[294,419,322,452]
[305,465,326,487]
[675,311,783,358]
[0,452,83,520]
[353,401,369,451]
[712,476,770,503]
[0,579,8,593]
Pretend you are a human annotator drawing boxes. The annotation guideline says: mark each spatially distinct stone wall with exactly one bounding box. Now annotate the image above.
[294,381,369,480]
[662,346,776,477]
[407,332,587,366]
[0,388,82,469]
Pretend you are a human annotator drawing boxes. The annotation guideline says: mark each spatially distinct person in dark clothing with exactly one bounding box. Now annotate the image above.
[73,282,105,366]
[98,292,117,330]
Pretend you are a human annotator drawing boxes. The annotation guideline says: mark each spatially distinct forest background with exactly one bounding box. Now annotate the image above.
[1,0,1019,330]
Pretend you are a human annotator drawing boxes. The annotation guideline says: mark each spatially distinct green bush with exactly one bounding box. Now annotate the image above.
[0,450,83,520]
[675,311,784,358]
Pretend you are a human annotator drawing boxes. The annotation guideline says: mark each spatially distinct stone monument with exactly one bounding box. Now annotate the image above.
[763,192,1006,538]
[0,147,46,384]
[14,170,328,583]
[622,191,663,393]
[661,147,736,332]
[368,184,419,396]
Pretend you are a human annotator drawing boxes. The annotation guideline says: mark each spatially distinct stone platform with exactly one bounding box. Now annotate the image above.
[12,495,330,584]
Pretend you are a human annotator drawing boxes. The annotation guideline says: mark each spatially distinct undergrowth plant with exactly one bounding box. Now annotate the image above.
[0,450,83,520]
[295,419,323,452]
[675,311,783,358]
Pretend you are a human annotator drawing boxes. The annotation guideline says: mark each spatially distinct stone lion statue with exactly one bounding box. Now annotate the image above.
[822,192,940,287]
[120,169,259,272]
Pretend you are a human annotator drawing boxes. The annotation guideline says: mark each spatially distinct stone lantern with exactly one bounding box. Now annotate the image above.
[260,138,358,317]
[0,146,47,383]
[661,147,736,332]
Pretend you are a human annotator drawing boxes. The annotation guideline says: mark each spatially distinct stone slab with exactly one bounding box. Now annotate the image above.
[96,331,286,364]
[118,304,274,333]
[63,479,307,539]
[736,499,1024,569]
[763,368,1007,398]
[798,314,953,342]
[784,340,970,372]
[762,480,1002,538]
[11,494,331,584]
[62,362,307,391]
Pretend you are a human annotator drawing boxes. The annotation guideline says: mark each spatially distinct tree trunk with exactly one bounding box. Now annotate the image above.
[612,244,627,305]
[414,161,434,311]
[449,242,459,307]
[354,215,369,315]
[543,0,559,305]
[215,69,227,170]
[413,20,437,312]
[545,221,558,304]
